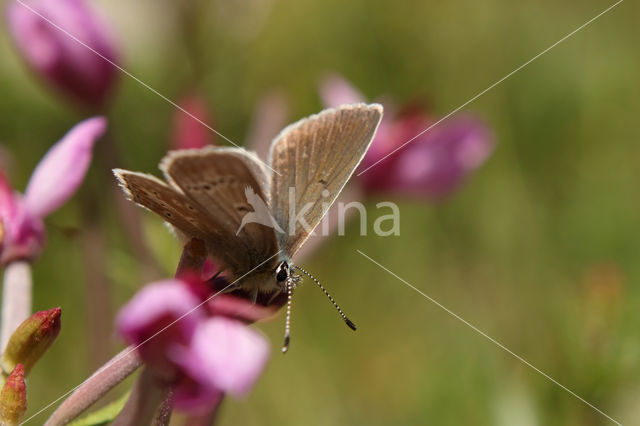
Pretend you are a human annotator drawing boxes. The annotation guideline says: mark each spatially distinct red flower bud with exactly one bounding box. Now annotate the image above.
[0,364,27,425]
[1,307,61,376]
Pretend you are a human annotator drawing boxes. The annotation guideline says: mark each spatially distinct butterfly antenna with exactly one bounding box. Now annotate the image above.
[282,280,293,353]
[294,265,357,331]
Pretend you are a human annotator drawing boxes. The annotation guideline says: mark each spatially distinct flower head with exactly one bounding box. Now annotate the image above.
[117,276,273,413]
[116,280,206,377]
[320,73,494,199]
[359,112,493,199]
[170,317,270,411]
[0,117,106,265]
[6,0,119,109]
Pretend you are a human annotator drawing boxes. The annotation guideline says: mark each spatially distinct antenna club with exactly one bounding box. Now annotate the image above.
[345,318,357,331]
[293,265,357,332]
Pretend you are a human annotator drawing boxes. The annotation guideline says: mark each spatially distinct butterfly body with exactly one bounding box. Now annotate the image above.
[114,103,382,305]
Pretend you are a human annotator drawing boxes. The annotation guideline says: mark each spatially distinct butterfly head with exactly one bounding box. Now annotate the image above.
[275,261,290,284]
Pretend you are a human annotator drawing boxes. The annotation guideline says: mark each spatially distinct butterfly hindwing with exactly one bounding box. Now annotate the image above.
[114,169,257,275]
[160,147,279,275]
[269,103,383,256]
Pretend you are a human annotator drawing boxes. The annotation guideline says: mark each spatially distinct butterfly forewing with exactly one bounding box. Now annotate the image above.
[269,103,383,256]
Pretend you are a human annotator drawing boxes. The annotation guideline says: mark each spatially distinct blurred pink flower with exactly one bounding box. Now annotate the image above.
[360,112,493,198]
[172,93,214,150]
[6,0,119,109]
[170,317,269,411]
[116,277,271,413]
[0,117,106,264]
[320,73,365,107]
[116,280,205,376]
[320,73,494,199]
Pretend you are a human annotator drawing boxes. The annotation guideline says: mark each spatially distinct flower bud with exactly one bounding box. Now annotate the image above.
[1,308,61,376]
[6,0,119,109]
[172,93,214,149]
[0,364,27,425]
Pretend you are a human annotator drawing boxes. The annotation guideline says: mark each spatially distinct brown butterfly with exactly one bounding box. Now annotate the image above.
[114,103,383,351]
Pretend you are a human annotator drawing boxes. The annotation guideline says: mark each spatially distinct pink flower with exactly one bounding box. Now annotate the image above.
[0,117,106,264]
[170,317,269,411]
[360,112,493,199]
[6,0,119,109]
[320,73,494,199]
[116,278,271,413]
[116,280,206,376]
[319,73,366,107]
[172,93,215,150]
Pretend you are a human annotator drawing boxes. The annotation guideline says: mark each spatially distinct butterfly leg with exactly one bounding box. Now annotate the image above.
[249,286,260,304]
[290,273,302,290]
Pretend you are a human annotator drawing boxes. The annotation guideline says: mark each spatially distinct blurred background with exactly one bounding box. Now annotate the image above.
[1,0,639,424]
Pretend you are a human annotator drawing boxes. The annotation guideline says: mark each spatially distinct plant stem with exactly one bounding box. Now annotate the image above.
[112,367,172,426]
[44,348,142,426]
[182,398,223,426]
[79,208,111,367]
[1,261,32,351]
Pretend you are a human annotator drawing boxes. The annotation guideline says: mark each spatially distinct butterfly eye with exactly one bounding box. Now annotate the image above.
[275,262,289,282]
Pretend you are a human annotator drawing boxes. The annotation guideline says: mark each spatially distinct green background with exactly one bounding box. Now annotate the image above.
[0,0,638,424]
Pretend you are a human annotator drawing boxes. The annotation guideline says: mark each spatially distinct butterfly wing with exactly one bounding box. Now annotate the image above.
[269,103,383,256]
[160,147,279,275]
[113,169,252,273]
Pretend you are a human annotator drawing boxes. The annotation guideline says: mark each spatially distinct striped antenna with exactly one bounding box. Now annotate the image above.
[281,280,293,353]
[294,265,357,331]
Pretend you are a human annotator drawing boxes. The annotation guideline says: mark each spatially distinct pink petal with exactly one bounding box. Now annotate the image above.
[116,280,205,348]
[172,372,223,413]
[0,171,18,226]
[116,280,207,378]
[245,90,289,160]
[23,116,106,218]
[360,115,494,199]
[319,73,366,108]
[201,258,219,281]
[0,194,45,265]
[6,0,119,108]
[206,294,280,323]
[174,317,270,398]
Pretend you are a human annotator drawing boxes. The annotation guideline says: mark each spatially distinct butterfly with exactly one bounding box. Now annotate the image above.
[114,103,383,351]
